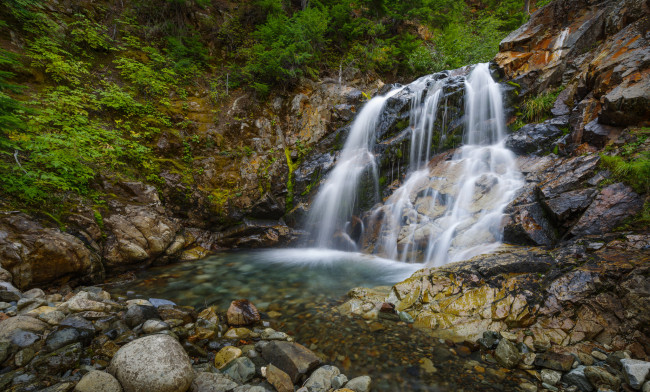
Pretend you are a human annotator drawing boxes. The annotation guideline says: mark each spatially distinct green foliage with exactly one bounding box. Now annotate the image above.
[601,153,650,194]
[429,15,506,71]
[600,129,650,195]
[521,87,563,123]
[240,6,330,89]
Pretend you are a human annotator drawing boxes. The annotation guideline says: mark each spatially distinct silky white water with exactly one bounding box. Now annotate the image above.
[305,87,404,249]
[307,63,522,266]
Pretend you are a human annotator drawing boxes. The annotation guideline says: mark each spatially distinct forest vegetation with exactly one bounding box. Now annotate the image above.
[0,0,548,212]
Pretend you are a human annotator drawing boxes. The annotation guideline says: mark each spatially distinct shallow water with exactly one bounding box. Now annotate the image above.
[110,249,526,391]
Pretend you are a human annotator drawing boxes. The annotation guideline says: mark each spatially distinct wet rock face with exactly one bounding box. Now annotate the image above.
[570,182,643,237]
[0,213,103,290]
[505,123,564,155]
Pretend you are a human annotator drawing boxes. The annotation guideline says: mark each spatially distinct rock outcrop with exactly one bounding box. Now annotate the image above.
[342,233,650,359]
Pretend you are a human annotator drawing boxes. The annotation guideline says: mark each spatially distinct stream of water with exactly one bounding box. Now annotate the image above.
[111,249,522,391]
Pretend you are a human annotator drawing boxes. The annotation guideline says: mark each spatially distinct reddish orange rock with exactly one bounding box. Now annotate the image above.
[227,299,260,326]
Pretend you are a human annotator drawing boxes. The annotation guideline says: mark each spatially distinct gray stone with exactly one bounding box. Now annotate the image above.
[345,376,371,392]
[0,267,12,282]
[332,374,348,389]
[0,281,22,302]
[142,319,169,334]
[46,328,81,352]
[124,305,159,328]
[222,357,256,384]
[642,380,649,392]
[232,387,268,392]
[398,311,414,323]
[0,341,10,363]
[31,343,82,374]
[74,371,123,392]
[17,297,46,314]
[304,365,340,392]
[260,328,288,341]
[621,359,650,389]
[11,330,40,348]
[542,382,559,392]
[261,341,321,383]
[564,366,594,392]
[541,369,562,386]
[189,372,238,392]
[108,334,194,392]
[149,298,176,308]
[571,183,643,237]
[38,310,65,325]
[494,338,520,368]
[22,288,45,299]
[39,382,77,392]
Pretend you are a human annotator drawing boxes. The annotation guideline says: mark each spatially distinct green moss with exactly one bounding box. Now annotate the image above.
[93,210,104,230]
[284,147,298,212]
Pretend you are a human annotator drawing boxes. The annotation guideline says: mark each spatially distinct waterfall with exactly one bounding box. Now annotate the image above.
[306,63,522,266]
[305,87,404,249]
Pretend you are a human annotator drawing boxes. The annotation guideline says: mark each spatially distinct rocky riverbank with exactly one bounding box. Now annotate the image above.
[0,270,372,392]
[340,233,650,391]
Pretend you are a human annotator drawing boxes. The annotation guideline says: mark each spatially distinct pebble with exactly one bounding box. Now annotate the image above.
[222,357,256,384]
[541,369,562,386]
[142,319,169,334]
[214,346,243,369]
[519,382,537,392]
[591,350,608,361]
[344,376,371,392]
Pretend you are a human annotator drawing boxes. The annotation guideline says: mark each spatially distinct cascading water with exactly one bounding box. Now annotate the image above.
[306,63,522,266]
[305,87,404,249]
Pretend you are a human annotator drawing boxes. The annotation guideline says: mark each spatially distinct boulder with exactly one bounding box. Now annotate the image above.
[74,371,123,392]
[0,213,103,289]
[542,188,598,228]
[570,183,643,237]
[108,334,194,392]
[262,341,321,383]
[103,205,179,269]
